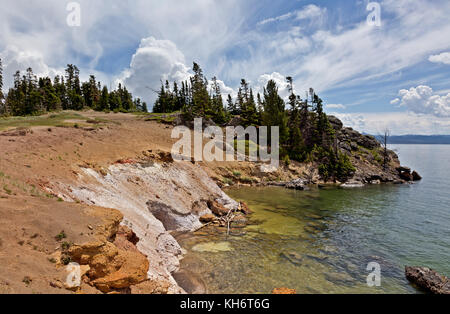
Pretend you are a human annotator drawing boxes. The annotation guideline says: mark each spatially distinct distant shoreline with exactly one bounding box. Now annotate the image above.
[386,135,450,145]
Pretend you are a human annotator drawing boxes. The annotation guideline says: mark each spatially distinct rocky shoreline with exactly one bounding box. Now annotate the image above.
[0,111,432,294]
[405,266,450,294]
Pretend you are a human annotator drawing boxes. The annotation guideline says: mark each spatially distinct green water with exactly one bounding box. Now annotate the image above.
[177,145,450,294]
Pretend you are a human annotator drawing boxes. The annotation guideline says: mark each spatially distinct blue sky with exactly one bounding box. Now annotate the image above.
[1,0,450,134]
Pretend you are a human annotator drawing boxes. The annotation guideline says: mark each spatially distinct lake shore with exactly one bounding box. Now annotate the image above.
[0,111,431,294]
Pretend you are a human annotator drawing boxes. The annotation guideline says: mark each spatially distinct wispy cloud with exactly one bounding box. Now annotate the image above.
[326,104,346,110]
[257,4,326,26]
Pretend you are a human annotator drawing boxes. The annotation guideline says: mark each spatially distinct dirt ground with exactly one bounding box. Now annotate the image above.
[1,110,299,294]
[0,111,178,293]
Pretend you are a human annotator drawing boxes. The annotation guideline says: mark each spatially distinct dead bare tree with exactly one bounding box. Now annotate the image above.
[377,128,390,170]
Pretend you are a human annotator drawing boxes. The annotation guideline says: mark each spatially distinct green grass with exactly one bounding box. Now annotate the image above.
[221,177,234,186]
[232,171,242,178]
[3,185,12,195]
[240,176,255,184]
[0,112,85,131]
[55,231,67,241]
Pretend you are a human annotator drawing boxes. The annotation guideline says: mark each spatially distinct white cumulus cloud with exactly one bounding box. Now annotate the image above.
[118,37,192,106]
[392,85,450,117]
[0,46,63,91]
[429,52,450,65]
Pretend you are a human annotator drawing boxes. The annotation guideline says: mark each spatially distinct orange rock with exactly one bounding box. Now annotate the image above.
[272,287,296,294]
[66,210,149,293]
[91,249,149,293]
[200,214,216,223]
[207,200,229,216]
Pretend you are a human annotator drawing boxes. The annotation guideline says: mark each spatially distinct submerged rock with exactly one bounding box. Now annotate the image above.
[192,241,233,253]
[280,251,304,266]
[340,181,364,188]
[231,214,248,228]
[239,202,253,215]
[285,178,309,190]
[405,266,450,294]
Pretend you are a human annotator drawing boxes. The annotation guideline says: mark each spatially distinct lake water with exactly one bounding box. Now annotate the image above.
[177,145,450,294]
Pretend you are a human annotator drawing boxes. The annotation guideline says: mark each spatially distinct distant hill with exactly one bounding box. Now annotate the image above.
[387,135,450,144]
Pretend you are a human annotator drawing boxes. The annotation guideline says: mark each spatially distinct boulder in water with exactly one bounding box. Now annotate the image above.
[412,171,422,181]
[340,181,364,188]
[200,214,216,223]
[285,178,308,190]
[207,200,229,217]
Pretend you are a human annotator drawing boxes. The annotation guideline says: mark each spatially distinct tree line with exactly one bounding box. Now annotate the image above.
[0,59,147,116]
[154,62,355,181]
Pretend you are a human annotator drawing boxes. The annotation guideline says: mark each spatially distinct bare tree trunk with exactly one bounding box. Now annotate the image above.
[380,129,390,170]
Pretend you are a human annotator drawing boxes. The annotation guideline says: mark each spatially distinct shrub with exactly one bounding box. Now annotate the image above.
[55,231,67,241]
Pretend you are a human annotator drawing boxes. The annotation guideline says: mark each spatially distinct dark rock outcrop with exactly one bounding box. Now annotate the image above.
[405,266,450,294]
[396,166,422,182]
[412,171,422,181]
[328,115,343,131]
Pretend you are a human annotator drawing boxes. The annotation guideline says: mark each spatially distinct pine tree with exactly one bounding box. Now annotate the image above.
[154,82,169,113]
[65,64,83,110]
[210,77,227,124]
[100,86,109,111]
[0,58,3,102]
[313,93,334,147]
[0,58,4,114]
[39,77,61,112]
[286,77,306,161]
[262,80,289,147]
[241,88,259,127]
[226,94,237,115]
[189,62,211,118]
[24,68,42,115]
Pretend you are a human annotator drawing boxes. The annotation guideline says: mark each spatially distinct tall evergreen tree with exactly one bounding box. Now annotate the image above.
[262,80,289,147]
[189,62,211,118]
[241,88,259,127]
[100,86,109,111]
[226,94,237,115]
[65,64,83,110]
[286,77,306,161]
[0,58,4,114]
[210,76,227,124]
[0,58,3,104]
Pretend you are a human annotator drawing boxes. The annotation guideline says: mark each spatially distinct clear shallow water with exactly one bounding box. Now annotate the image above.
[177,145,450,294]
